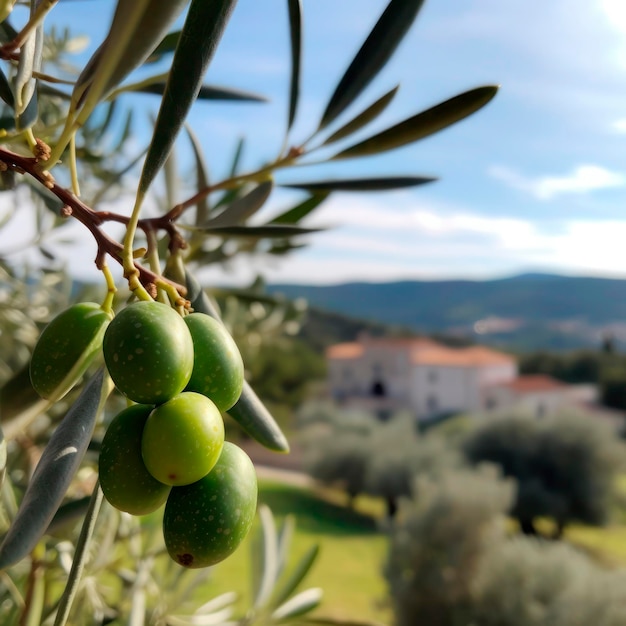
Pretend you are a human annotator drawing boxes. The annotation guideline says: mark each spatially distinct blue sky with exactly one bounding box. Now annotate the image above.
[4,0,626,285]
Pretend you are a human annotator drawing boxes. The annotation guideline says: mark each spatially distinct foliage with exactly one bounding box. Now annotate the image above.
[300,406,462,515]
[384,464,626,626]
[600,366,626,412]
[519,349,607,383]
[519,348,626,412]
[303,417,373,501]
[245,337,325,414]
[384,466,514,626]
[0,0,498,622]
[471,537,626,626]
[463,411,625,536]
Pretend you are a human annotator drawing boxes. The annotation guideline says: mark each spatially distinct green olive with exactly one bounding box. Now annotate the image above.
[162,442,257,568]
[184,313,244,411]
[103,301,194,404]
[141,392,224,486]
[30,302,111,402]
[99,404,170,515]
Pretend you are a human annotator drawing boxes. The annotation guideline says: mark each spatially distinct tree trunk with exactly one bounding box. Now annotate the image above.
[520,518,538,535]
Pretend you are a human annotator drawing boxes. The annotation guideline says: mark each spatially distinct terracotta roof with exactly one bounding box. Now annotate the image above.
[325,342,364,359]
[326,336,436,360]
[496,375,566,393]
[411,345,515,367]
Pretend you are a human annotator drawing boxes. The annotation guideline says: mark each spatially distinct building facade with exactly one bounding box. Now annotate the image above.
[326,336,599,421]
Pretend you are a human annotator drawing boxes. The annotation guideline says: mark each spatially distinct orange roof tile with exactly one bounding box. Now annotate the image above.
[325,342,364,359]
[326,336,436,360]
[411,345,515,367]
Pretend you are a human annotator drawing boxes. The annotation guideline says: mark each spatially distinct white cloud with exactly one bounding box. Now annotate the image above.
[613,118,626,133]
[488,164,626,199]
[600,0,626,35]
[8,187,626,286]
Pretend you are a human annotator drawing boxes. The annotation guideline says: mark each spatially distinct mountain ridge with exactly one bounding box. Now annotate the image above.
[267,273,626,351]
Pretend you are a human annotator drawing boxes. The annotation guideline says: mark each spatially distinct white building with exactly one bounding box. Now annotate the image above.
[326,336,600,421]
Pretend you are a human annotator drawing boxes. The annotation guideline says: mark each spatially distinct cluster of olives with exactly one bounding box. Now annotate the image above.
[30,300,258,569]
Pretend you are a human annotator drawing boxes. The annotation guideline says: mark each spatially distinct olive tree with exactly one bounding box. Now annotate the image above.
[0,0,498,623]
[384,466,514,626]
[385,465,626,626]
[463,411,624,537]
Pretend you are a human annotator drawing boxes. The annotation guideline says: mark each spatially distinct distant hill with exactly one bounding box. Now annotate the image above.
[269,273,626,352]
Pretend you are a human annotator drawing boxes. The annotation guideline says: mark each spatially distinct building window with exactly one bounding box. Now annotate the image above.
[371,380,386,397]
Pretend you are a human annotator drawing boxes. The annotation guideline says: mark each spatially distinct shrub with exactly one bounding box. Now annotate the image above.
[384,466,514,626]
[472,537,626,626]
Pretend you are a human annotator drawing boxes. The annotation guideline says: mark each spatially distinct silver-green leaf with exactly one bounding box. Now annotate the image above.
[0,370,108,570]
[138,0,239,195]
[332,85,499,159]
[282,176,437,192]
[319,0,425,129]
[286,0,302,131]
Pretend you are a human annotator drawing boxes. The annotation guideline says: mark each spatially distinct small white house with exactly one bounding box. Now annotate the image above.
[326,336,599,421]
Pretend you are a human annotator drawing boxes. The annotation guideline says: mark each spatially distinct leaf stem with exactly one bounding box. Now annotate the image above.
[123,193,152,300]
[69,134,80,196]
[53,481,104,626]
[100,264,116,314]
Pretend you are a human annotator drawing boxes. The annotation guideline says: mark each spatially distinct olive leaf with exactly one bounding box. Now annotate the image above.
[227,380,291,452]
[271,587,324,621]
[0,369,110,570]
[138,0,239,195]
[229,136,245,178]
[282,176,437,192]
[275,514,296,578]
[0,363,41,424]
[145,29,181,63]
[73,0,188,111]
[183,224,323,238]
[16,87,38,131]
[271,544,320,609]
[205,181,274,228]
[0,425,6,490]
[332,85,499,159]
[319,0,425,129]
[269,193,330,225]
[252,504,279,609]
[46,496,91,535]
[0,16,17,43]
[321,85,399,146]
[185,272,290,453]
[92,99,118,141]
[13,7,43,116]
[286,0,302,131]
[113,77,268,103]
[185,125,211,227]
[0,67,14,108]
